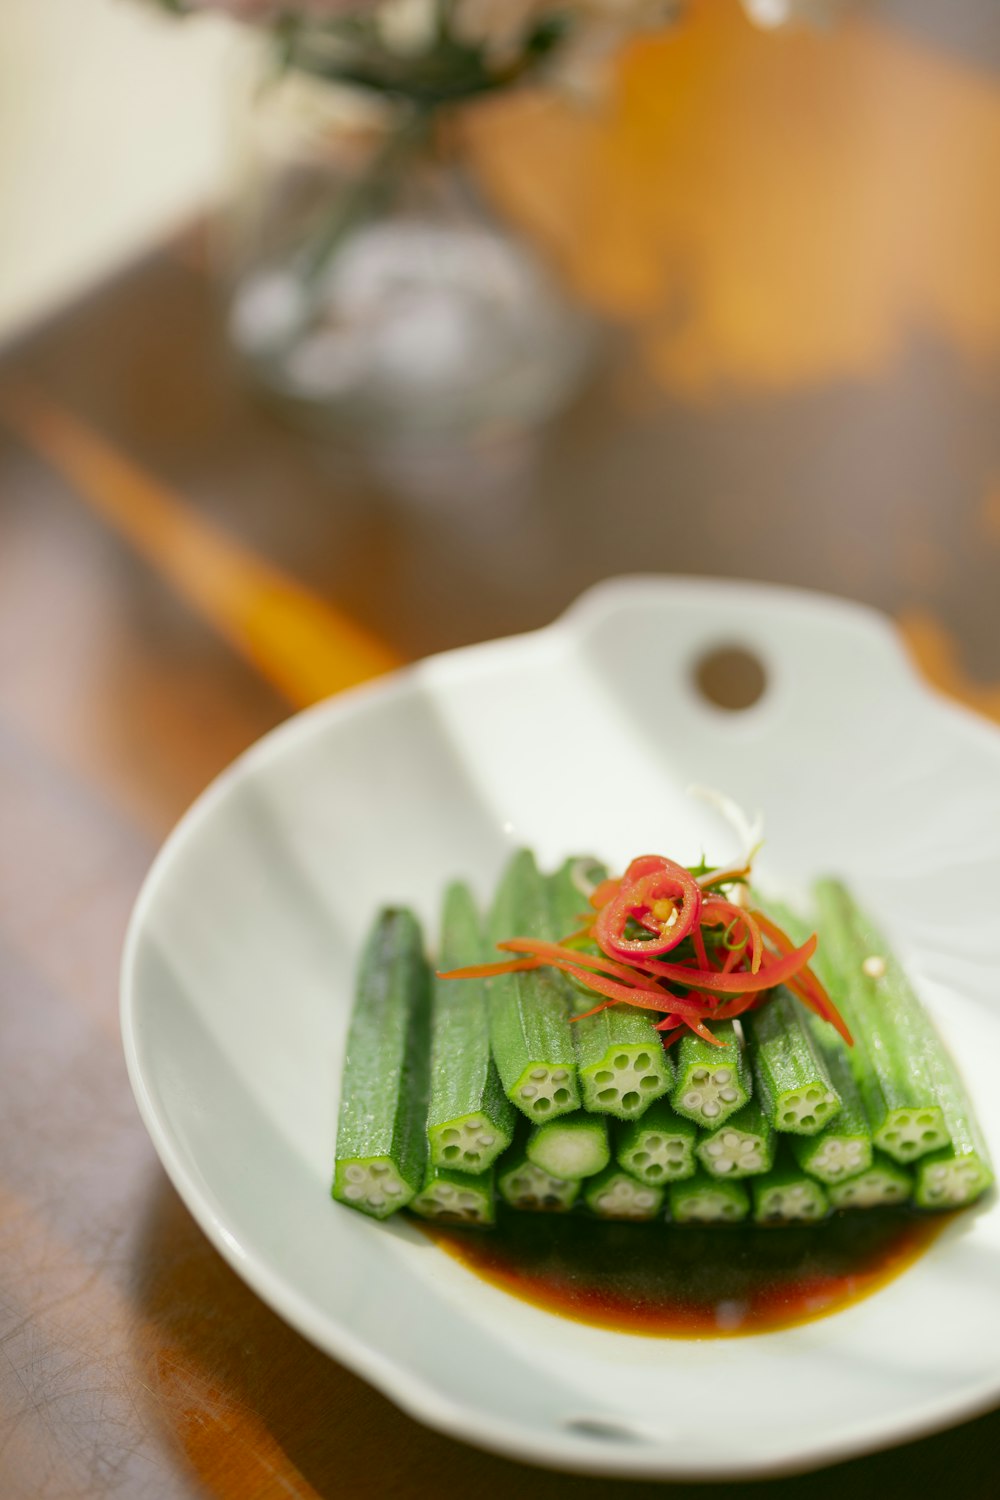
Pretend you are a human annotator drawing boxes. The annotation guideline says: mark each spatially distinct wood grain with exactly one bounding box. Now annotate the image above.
[1,4,999,1496]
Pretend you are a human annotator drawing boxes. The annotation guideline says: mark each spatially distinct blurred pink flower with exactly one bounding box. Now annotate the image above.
[185,1,375,18]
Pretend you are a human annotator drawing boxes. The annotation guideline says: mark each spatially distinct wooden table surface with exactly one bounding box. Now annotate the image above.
[1,5,998,1496]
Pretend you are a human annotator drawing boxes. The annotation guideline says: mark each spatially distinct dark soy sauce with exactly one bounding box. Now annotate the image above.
[423,1207,946,1336]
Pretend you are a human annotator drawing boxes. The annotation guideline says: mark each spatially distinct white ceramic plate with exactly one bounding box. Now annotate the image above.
[121,577,1000,1480]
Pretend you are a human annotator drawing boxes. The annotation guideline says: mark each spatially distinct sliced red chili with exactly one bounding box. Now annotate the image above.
[593,860,702,961]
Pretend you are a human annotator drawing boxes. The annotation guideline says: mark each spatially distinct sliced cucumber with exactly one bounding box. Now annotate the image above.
[697,1097,776,1179]
[526,1111,611,1181]
[669,1170,750,1225]
[427,881,516,1172]
[332,908,431,1219]
[746,987,840,1134]
[670,1021,751,1128]
[584,1166,664,1221]
[547,857,673,1119]
[488,850,580,1122]
[410,1164,495,1226]
[828,1152,912,1209]
[616,1100,698,1186]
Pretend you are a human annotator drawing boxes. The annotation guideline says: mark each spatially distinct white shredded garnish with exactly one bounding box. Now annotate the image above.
[862,954,886,979]
[687,784,764,877]
[569,858,600,899]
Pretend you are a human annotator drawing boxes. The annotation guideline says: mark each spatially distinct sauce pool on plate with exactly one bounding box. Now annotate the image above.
[421,1207,947,1336]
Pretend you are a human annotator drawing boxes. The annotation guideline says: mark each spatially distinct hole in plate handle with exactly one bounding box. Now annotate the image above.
[693,644,767,712]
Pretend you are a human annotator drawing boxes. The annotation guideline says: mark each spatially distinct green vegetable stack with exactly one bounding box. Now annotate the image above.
[332,855,992,1228]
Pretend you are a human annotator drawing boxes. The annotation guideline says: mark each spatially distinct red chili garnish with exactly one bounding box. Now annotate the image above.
[701,896,764,973]
[439,851,853,1049]
[619,935,818,994]
[593,858,702,961]
[750,909,852,1045]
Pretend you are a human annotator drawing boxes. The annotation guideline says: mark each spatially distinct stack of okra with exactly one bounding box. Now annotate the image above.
[332,852,992,1227]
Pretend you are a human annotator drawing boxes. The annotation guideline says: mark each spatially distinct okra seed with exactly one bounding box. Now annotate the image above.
[552,1070,569,1082]
[713,1069,732,1084]
[370,1163,388,1175]
[720,1088,738,1103]
[715,1159,733,1174]
[531,1068,548,1081]
[703,1102,720,1118]
[345,1166,365,1183]
[438,1185,456,1200]
[459,1193,478,1208]
[684,1091,703,1109]
[521,1085,537,1099]
[637,1193,655,1207]
[706,1141,724,1157]
[386,1182,403,1195]
[692,1069,709,1083]
[343,1185,364,1200]
[368,1194,385,1208]
[723,1132,739,1148]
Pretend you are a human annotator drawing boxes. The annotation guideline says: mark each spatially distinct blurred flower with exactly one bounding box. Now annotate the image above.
[741,0,855,27]
[376,0,440,57]
[183,1,375,17]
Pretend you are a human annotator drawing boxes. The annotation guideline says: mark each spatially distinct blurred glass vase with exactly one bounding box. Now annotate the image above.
[226,61,597,444]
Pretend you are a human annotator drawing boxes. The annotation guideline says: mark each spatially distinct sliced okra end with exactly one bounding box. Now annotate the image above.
[622,1134,695,1185]
[700,1128,771,1178]
[876,1108,950,1162]
[581,1047,669,1118]
[674,1063,746,1126]
[775,1085,840,1134]
[512,1063,579,1121]
[499,1163,579,1212]
[755,1182,828,1223]
[430,1113,506,1172]
[333,1158,412,1218]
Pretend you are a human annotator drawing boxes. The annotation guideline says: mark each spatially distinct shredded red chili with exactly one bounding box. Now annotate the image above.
[438,852,852,1047]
